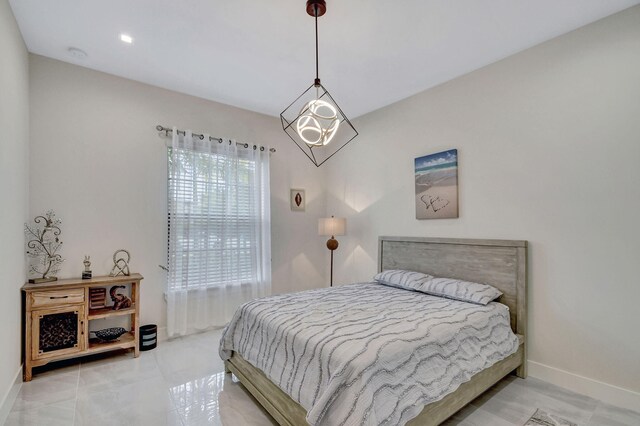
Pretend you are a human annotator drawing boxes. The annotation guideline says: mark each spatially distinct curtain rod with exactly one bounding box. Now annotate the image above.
[156,125,276,153]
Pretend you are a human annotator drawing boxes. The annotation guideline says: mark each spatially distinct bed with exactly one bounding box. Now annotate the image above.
[221,236,527,425]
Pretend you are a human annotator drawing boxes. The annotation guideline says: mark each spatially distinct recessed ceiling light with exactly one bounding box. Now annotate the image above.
[67,47,88,59]
[120,34,133,44]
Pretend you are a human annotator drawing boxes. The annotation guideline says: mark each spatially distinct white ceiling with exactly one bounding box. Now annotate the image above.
[9,0,640,118]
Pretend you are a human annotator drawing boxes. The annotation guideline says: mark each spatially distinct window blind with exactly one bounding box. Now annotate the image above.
[167,147,259,290]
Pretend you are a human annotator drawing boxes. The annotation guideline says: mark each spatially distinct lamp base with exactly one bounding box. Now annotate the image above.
[326,237,339,287]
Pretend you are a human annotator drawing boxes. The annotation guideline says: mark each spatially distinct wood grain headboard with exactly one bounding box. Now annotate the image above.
[378,236,527,338]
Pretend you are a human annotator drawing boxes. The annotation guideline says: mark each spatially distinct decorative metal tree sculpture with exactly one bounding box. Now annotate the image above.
[25,210,64,283]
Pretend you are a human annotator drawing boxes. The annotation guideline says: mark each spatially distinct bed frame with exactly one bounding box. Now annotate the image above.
[225,236,528,426]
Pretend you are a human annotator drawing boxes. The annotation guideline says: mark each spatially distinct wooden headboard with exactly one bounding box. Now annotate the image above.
[378,236,527,338]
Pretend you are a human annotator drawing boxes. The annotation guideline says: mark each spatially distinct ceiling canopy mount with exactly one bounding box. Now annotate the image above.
[306,0,326,17]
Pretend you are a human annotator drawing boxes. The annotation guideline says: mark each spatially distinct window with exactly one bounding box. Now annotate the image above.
[166,139,270,292]
[165,131,271,336]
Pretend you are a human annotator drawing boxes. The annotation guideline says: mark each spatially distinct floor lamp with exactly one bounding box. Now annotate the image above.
[318,216,346,287]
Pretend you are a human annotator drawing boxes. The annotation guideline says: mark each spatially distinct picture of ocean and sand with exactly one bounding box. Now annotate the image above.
[414,149,458,219]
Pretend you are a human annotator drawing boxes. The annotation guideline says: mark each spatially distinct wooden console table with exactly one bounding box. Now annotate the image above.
[21,273,143,381]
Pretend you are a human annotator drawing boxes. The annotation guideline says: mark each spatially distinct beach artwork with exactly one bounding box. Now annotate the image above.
[415,149,458,219]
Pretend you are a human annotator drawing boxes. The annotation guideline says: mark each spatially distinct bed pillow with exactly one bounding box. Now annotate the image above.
[373,269,434,291]
[415,277,502,305]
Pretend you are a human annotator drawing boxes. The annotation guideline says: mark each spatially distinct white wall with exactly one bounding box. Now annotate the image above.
[0,0,29,416]
[326,6,640,409]
[29,55,328,336]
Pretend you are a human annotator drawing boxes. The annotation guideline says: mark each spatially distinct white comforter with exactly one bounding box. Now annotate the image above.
[219,283,519,426]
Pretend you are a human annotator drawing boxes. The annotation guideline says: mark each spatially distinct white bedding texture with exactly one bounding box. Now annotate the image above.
[220,282,519,426]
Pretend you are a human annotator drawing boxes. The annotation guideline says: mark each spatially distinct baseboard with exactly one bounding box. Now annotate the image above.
[528,360,640,412]
[160,325,227,341]
[0,365,22,425]
[157,326,169,343]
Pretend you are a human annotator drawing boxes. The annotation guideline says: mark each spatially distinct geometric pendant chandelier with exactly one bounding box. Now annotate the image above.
[280,0,358,167]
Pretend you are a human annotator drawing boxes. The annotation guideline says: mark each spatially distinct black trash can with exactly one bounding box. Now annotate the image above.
[139,324,157,351]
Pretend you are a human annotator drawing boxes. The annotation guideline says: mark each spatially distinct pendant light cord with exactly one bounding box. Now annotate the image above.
[315,4,319,82]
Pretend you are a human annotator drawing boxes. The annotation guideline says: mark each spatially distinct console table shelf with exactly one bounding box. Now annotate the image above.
[21,273,143,381]
[88,331,136,354]
[88,305,136,320]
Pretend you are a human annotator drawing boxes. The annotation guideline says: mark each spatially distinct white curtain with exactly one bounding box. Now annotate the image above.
[166,128,271,338]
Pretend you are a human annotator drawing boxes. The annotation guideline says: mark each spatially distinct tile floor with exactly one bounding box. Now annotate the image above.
[4,329,639,426]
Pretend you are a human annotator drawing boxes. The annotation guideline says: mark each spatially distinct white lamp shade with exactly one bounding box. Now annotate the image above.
[318,217,346,236]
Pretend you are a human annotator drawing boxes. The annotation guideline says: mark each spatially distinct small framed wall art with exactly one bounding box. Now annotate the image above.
[415,149,459,219]
[290,189,306,212]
